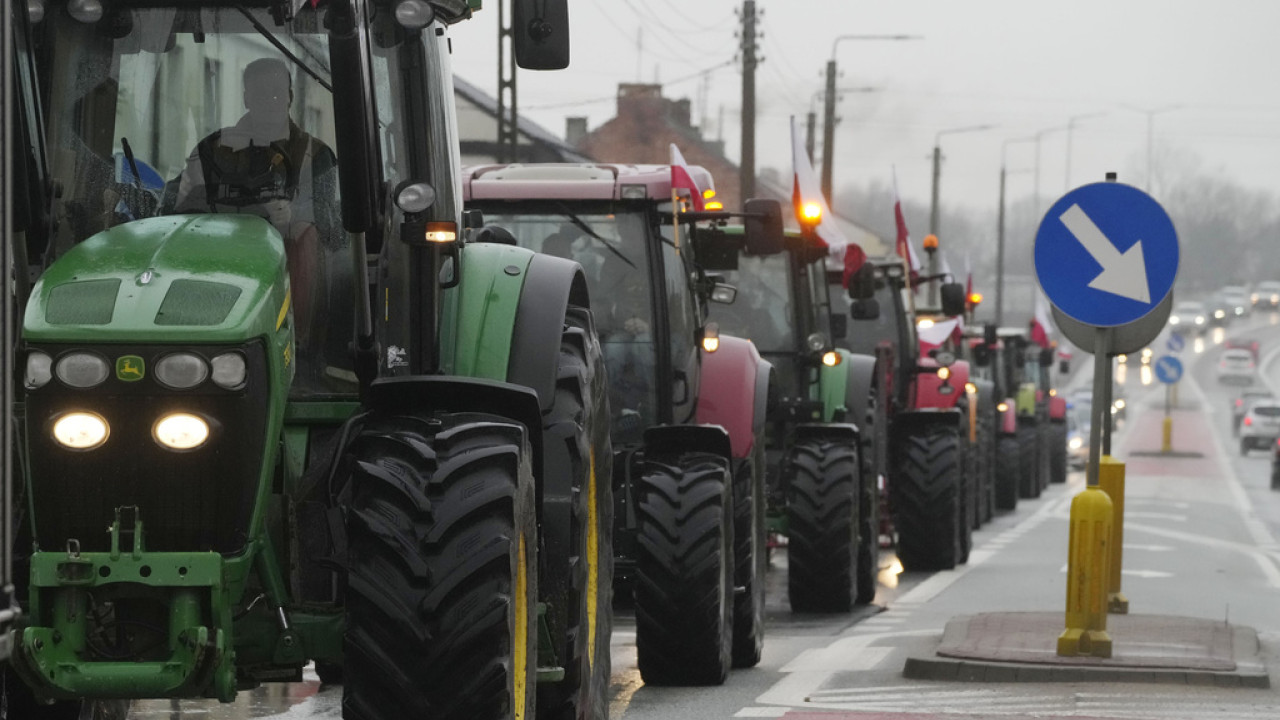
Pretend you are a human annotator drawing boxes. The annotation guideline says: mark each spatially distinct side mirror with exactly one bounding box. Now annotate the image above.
[474,225,518,245]
[846,262,877,301]
[743,198,784,255]
[940,282,966,317]
[973,344,992,367]
[1059,359,1071,374]
[984,323,998,347]
[829,313,848,340]
[514,0,570,70]
[693,227,741,270]
[850,297,880,320]
[709,283,737,305]
[1041,347,1055,366]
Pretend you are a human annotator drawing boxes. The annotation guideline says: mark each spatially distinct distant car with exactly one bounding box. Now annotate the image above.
[1271,439,1280,489]
[1253,281,1280,309]
[1240,400,1280,455]
[1067,406,1089,470]
[1168,301,1208,334]
[1232,389,1275,434]
[1217,348,1257,386]
[1225,336,1261,363]
[1205,294,1233,326]
[1220,285,1251,318]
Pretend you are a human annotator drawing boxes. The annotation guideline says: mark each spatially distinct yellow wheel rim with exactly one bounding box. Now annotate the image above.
[514,534,528,720]
[586,447,600,667]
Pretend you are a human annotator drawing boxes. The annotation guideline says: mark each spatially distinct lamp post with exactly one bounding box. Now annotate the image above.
[929,123,995,238]
[1065,111,1106,191]
[1033,125,1066,218]
[996,136,1036,327]
[1120,104,1183,193]
[821,33,921,203]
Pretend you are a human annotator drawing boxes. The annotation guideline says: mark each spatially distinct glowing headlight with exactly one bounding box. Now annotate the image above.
[964,382,977,395]
[997,402,1009,413]
[1169,316,1180,324]
[25,351,52,389]
[55,352,110,388]
[918,318,935,329]
[1215,310,1226,319]
[1116,354,1127,364]
[1195,316,1205,325]
[821,351,841,367]
[702,336,720,353]
[153,413,210,451]
[1069,436,1084,450]
[52,412,109,450]
[211,353,247,389]
[937,367,951,381]
[1114,399,1126,410]
[156,353,209,389]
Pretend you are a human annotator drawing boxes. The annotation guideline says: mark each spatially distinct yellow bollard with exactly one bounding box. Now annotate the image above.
[1097,456,1129,614]
[1161,416,1173,453]
[1057,486,1114,658]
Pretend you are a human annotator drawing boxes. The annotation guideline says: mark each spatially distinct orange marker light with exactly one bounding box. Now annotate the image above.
[923,234,939,250]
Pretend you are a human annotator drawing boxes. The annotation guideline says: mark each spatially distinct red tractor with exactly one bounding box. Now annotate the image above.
[462,163,779,684]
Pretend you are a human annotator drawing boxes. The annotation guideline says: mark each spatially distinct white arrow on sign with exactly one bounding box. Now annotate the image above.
[1059,203,1151,304]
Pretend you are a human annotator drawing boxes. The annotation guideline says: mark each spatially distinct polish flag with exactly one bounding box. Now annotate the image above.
[789,117,864,284]
[964,252,973,302]
[670,144,705,211]
[1031,292,1054,348]
[892,169,921,287]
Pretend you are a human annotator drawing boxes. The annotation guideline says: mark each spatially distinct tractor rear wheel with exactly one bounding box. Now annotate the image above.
[0,671,129,720]
[343,412,537,720]
[635,452,734,685]
[855,465,880,605]
[1049,422,1068,484]
[977,404,996,523]
[731,442,767,668]
[538,306,614,720]
[1017,425,1041,499]
[786,437,859,613]
[994,436,1020,511]
[893,429,962,572]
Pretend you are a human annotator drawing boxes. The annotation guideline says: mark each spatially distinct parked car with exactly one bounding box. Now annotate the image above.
[1220,285,1251,318]
[1233,389,1275,435]
[1168,301,1208,334]
[1217,348,1257,386]
[1253,281,1280,309]
[1240,400,1280,455]
[1225,336,1261,363]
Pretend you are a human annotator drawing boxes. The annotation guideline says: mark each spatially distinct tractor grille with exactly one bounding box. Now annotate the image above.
[25,342,270,553]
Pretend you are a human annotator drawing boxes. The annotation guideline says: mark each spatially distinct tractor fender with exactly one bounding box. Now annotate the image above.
[697,334,772,459]
[794,422,860,448]
[832,351,878,427]
[1048,394,1068,421]
[508,252,592,413]
[643,423,734,464]
[891,407,965,441]
[913,358,971,410]
[998,401,1018,435]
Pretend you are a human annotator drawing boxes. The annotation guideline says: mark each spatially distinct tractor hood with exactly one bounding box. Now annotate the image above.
[23,215,290,344]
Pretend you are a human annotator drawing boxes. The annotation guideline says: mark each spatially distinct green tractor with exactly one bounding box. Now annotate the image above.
[462,162,779,684]
[1,0,19,665]
[697,224,880,611]
[6,2,615,719]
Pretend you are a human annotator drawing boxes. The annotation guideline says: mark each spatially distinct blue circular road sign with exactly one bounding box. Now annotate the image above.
[1155,355,1183,384]
[1166,333,1185,353]
[1034,182,1179,327]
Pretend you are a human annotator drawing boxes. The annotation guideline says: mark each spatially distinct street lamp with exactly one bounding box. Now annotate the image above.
[1120,104,1183,193]
[996,136,1036,327]
[1033,125,1066,217]
[929,123,995,238]
[1065,111,1106,190]
[821,33,922,202]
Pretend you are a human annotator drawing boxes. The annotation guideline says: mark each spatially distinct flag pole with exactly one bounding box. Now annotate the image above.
[672,187,681,252]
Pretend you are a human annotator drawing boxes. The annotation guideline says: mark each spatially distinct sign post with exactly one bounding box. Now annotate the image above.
[1036,174,1179,656]
[1155,354,1184,452]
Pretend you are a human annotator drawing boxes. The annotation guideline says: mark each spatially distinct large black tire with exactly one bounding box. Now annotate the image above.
[1049,422,1068,484]
[634,452,734,685]
[537,306,614,720]
[730,442,766,668]
[786,437,859,613]
[855,460,880,605]
[343,412,538,720]
[1017,424,1041,499]
[893,429,962,572]
[0,671,128,720]
[993,436,1020,511]
[1272,465,1280,490]
[977,404,997,523]
[1037,420,1052,491]
[957,433,974,564]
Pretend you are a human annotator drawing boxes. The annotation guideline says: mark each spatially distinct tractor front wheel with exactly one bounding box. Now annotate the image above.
[731,444,767,668]
[343,412,538,720]
[994,436,1020,511]
[893,429,962,572]
[1049,422,1068,484]
[786,438,859,613]
[1017,424,1041,499]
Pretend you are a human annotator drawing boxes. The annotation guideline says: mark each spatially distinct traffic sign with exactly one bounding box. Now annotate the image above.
[1050,293,1172,356]
[1154,355,1183,384]
[1166,333,1185,353]
[1034,182,1179,328]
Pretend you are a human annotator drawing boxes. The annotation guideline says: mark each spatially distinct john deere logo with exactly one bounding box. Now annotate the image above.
[116,355,145,382]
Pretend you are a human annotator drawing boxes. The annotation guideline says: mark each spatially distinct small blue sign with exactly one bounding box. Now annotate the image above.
[1155,355,1183,384]
[1166,333,1185,353]
[1034,182,1179,327]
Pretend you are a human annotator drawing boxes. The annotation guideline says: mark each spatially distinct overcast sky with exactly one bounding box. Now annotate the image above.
[450,0,1280,227]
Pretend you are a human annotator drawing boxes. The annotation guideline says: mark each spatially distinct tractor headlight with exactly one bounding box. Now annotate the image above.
[821,351,841,367]
[52,412,109,450]
[25,351,52,389]
[1069,436,1084,450]
[210,353,247,390]
[67,0,103,23]
[965,382,977,395]
[55,352,110,388]
[807,333,827,352]
[156,353,209,389]
[153,413,210,451]
[937,367,951,381]
[393,0,436,29]
[997,402,1009,413]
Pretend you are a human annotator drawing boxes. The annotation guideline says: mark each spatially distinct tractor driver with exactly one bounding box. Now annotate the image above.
[173,58,338,357]
[598,255,655,439]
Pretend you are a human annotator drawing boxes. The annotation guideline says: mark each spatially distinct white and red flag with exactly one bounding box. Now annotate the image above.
[891,169,921,287]
[789,117,865,284]
[965,251,973,301]
[670,143,705,211]
[1031,292,1054,348]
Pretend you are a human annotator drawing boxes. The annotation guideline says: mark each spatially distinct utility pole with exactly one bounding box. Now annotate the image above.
[996,136,1035,327]
[496,0,518,162]
[929,124,994,238]
[806,111,816,163]
[739,1,759,201]
[1065,112,1105,191]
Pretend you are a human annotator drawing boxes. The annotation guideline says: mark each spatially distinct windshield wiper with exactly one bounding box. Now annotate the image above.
[235,5,333,93]
[553,205,636,268]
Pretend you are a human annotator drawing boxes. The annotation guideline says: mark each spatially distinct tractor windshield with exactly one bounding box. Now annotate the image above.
[25,2,423,394]
[706,253,795,353]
